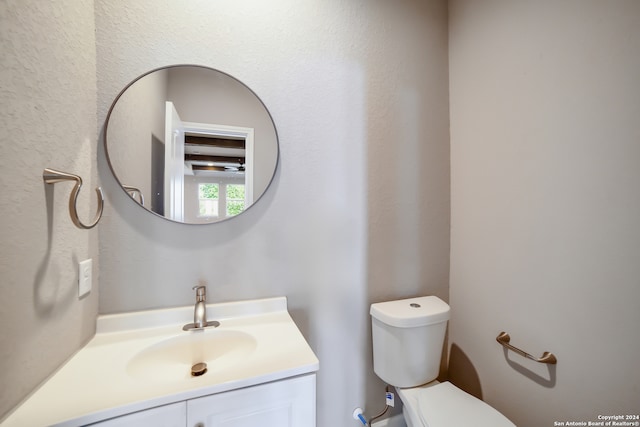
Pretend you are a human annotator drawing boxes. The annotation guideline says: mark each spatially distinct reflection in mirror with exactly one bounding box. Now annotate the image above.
[105,65,278,224]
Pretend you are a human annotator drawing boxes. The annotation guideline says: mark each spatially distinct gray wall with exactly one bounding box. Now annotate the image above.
[448,1,640,426]
[95,0,449,425]
[0,0,99,419]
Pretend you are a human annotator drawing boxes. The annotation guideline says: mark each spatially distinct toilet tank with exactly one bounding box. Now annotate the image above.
[370,296,450,388]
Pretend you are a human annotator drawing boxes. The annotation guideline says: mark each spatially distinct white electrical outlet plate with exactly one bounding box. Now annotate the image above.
[79,259,92,298]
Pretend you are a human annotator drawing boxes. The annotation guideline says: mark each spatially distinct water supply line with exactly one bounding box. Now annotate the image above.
[352,408,368,426]
[353,385,393,426]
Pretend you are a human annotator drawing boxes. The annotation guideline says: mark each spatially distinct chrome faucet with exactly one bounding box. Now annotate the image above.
[193,285,207,328]
[183,285,220,331]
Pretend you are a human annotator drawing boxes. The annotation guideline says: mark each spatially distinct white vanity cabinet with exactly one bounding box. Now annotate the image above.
[89,402,186,426]
[90,374,316,427]
[188,374,316,427]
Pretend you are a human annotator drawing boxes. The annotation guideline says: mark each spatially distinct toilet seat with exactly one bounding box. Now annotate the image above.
[397,381,515,427]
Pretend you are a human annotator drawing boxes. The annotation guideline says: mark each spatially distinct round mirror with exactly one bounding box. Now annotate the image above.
[104,65,279,224]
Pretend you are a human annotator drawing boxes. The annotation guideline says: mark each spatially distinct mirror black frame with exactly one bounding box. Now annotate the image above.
[104,64,279,225]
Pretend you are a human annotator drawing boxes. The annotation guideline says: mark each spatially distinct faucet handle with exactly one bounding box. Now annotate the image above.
[192,285,206,301]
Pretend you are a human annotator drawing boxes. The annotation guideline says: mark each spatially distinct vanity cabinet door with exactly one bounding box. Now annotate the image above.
[88,402,186,427]
[187,374,316,427]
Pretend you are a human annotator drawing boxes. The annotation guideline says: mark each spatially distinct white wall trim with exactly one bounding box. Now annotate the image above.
[182,121,255,205]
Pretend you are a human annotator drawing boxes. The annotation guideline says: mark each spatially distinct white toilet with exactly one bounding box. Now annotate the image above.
[370,296,516,427]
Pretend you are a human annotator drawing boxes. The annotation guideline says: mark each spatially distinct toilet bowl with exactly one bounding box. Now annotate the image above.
[370,296,515,427]
[397,381,515,427]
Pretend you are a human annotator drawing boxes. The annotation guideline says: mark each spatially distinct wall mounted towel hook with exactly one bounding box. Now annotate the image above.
[123,185,145,206]
[43,168,104,229]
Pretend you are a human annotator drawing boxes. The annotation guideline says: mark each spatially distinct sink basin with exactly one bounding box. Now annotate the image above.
[127,329,257,382]
[3,297,319,427]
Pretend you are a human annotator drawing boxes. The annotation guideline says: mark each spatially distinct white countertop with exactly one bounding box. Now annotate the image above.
[2,297,319,427]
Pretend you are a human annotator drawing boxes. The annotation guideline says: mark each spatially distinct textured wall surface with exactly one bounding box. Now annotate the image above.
[449,1,640,426]
[95,0,449,425]
[0,0,99,419]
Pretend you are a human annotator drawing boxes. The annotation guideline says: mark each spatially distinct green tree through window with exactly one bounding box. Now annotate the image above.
[198,183,219,217]
[198,183,244,218]
[226,184,245,216]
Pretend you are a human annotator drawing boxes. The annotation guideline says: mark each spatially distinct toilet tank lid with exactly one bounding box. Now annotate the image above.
[370,296,450,328]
